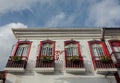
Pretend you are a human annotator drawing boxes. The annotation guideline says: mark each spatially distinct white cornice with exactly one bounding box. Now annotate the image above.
[12,28,120,40]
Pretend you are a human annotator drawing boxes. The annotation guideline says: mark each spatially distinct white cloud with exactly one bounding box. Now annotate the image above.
[0,23,27,70]
[46,12,66,27]
[86,0,120,27]
[45,12,77,27]
[0,0,55,14]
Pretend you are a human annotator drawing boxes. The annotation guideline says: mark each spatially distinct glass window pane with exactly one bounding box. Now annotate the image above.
[15,44,29,56]
[41,43,53,56]
[114,47,120,52]
[91,44,104,57]
[65,43,78,56]
[113,47,120,59]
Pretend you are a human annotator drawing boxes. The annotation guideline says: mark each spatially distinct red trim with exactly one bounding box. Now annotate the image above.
[78,42,83,60]
[108,40,120,57]
[12,41,32,61]
[64,40,83,60]
[88,40,110,70]
[12,42,19,57]
[109,40,120,67]
[53,41,56,60]
[108,40,120,52]
[38,41,42,60]
[64,42,66,66]
[38,40,56,60]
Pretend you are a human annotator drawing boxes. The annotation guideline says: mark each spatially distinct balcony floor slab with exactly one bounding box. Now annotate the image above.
[96,68,117,74]
[66,68,86,73]
[4,68,25,72]
[35,68,54,72]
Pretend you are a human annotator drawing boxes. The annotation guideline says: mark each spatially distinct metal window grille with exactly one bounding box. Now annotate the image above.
[41,43,53,56]
[65,44,78,56]
[15,44,30,56]
[91,44,104,57]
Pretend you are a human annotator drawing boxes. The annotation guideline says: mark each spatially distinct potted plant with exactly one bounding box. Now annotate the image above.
[41,56,53,63]
[68,56,80,64]
[100,55,112,63]
[13,56,21,62]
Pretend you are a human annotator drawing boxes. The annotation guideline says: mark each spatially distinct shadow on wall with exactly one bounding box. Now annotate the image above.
[54,77,115,83]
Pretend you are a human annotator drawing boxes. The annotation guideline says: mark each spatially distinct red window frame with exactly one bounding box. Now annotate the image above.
[108,40,120,83]
[108,40,120,52]
[38,40,55,60]
[12,41,32,61]
[64,40,83,60]
[108,40,120,65]
[88,40,110,69]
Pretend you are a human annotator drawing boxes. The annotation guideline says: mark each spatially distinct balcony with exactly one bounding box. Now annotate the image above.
[111,52,120,68]
[65,56,85,73]
[94,56,117,74]
[35,56,54,72]
[4,56,27,72]
[0,71,7,83]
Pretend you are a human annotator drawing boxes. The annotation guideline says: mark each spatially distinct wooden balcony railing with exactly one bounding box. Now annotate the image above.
[0,71,7,83]
[5,56,27,69]
[36,56,54,68]
[66,56,84,68]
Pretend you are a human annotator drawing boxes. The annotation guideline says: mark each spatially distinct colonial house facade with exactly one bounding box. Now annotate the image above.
[0,28,120,83]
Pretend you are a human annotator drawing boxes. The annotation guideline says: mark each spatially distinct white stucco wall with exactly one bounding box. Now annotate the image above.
[5,39,117,83]
[6,73,116,83]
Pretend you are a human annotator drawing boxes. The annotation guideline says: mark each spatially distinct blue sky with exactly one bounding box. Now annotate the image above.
[0,0,89,28]
[0,0,120,70]
[0,0,120,28]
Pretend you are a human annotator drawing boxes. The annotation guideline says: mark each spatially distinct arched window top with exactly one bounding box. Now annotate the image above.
[88,40,103,44]
[65,40,79,44]
[18,44,29,48]
[17,41,32,44]
[65,43,78,48]
[91,44,102,48]
[41,39,55,44]
[42,43,53,48]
